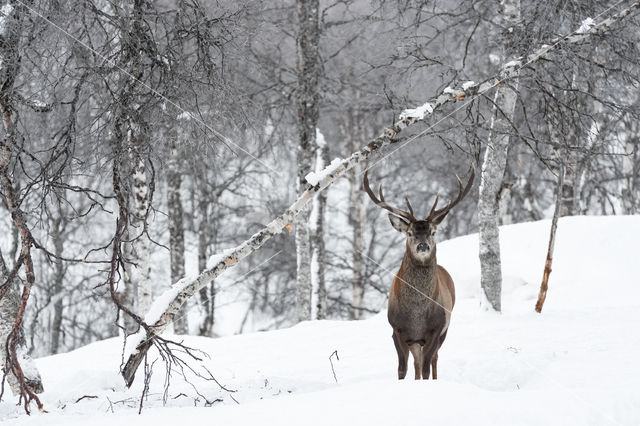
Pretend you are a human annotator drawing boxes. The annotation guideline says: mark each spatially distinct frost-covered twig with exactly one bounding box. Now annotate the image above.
[120,0,640,386]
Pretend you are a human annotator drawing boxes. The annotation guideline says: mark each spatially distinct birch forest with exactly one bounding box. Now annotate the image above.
[1,0,639,418]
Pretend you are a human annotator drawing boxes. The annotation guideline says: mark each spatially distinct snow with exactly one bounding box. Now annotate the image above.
[398,101,434,121]
[30,99,48,109]
[443,86,455,94]
[577,17,595,34]
[304,158,342,186]
[123,272,198,358]
[0,4,13,36]
[2,216,640,425]
[177,111,192,121]
[462,80,476,90]
[316,128,326,148]
[504,60,521,68]
[206,247,237,269]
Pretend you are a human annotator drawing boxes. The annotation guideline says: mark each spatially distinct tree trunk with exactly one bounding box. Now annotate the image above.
[535,163,564,313]
[621,123,638,214]
[0,1,44,404]
[311,130,329,319]
[478,0,521,312]
[50,209,66,354]
[167,126,188,334]
[0,261,44,396]
[348,165,365,319]
[197,185,215,336]
[294,0,320,322]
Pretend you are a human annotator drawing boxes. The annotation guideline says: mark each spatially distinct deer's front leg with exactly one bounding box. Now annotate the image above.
[392,330,409,379]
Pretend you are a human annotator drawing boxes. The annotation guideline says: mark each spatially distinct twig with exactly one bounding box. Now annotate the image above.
[329,350,339,383]
[74,395,98,403]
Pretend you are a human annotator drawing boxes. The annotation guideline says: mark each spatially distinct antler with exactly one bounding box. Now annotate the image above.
[425,165,475,223]
[362,169,418,223]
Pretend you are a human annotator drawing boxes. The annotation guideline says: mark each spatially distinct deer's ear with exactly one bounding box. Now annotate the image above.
[388,214,410,234]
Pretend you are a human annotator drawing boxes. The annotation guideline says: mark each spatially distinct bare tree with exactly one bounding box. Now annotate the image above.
[477,0,521,312]
[0,0,44,411]
[294,0,321,322]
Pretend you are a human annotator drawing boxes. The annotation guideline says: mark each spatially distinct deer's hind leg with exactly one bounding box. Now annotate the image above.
[430,330,447,380]
[421,328,443,380]
[409,343,423,380]
[392,330,410,379]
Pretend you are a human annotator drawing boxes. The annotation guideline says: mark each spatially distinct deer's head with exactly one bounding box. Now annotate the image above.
[363,166,475,263]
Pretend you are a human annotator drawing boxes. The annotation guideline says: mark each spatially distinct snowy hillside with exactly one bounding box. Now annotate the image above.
[1,216,639,425]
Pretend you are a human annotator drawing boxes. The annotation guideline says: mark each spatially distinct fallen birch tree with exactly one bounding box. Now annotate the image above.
[120,0,640,386]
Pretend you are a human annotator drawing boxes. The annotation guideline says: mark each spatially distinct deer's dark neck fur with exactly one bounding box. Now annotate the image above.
[399,245,438,296]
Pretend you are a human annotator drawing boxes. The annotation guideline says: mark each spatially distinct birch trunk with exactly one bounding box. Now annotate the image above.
[0,0,43,400]
[50,210,65,354]
[535,163,564,313]
[478,0,521,312]
[197,187,215,336]
[621,124,638,214]
[120,3,640,384]
[348,164,365,319]
[168,128,188,334]
[0,263,43,396]
[115,1,153,329]
[294,0,320,322]
[311,131,329,320]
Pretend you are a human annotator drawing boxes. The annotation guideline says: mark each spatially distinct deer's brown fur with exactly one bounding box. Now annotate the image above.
[363,166,473,380]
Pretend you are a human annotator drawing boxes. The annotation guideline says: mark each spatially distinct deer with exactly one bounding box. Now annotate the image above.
[362,166,474,380]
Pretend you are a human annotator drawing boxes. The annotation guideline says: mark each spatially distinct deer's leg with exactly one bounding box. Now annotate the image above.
[431,330,448,380]
[409,343,423,380]
[421,330,441,380]
[430,351,438,380]
[392,330,409,380]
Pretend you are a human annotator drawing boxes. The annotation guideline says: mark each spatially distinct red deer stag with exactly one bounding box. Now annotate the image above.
[363,166,474,379]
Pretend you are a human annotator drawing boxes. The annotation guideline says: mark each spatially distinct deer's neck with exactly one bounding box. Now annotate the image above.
[401,251,438,294]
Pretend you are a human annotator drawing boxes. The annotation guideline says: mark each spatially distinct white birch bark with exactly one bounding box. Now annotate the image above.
[478,0,521,312]
[0,252,41,395]
[129,152,153,318]
[0,1,43,397]
[310,130,329,320]
[120,3,640,384]
[294,0,320,322]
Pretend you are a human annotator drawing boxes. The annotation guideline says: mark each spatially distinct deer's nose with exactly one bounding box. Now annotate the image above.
[417,242,430,252]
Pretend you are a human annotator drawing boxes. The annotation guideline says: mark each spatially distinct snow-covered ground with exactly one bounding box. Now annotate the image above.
[1,216,639,425]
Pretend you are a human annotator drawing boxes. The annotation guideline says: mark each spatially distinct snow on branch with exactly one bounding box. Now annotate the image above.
[120,0,640,386]
[396,0,639,130]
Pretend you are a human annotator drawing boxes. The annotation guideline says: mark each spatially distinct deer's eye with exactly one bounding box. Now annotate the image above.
[407,231,414,237]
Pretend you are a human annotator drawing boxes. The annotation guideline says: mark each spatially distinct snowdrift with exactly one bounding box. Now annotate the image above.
[1,216,639,425]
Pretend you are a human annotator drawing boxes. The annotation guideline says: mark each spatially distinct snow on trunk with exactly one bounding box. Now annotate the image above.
[120,4,640,383]
[294,0,320,322]
[478,0,521,312]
